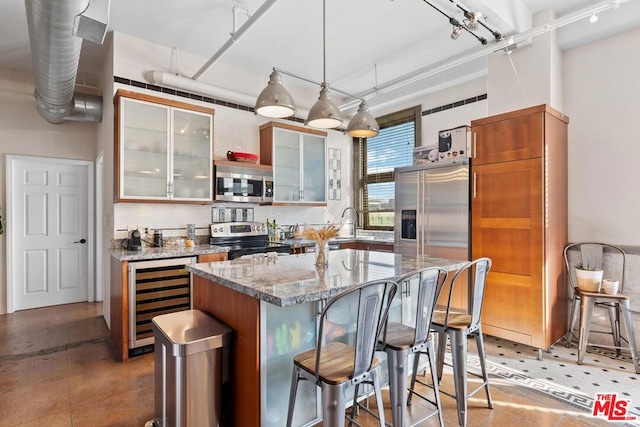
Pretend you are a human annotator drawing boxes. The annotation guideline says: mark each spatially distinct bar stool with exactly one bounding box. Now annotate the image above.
[564,243,640,373]
[428,257,493,427]
[286,279,398,427]
[378,266,448,427]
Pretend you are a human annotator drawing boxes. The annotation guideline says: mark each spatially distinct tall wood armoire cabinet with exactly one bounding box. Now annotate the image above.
[471,104,569,351]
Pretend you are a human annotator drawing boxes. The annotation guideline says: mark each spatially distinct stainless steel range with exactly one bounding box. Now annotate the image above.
[209,221,290,259]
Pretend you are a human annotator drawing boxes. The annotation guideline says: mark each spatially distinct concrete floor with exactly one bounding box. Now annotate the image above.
[0,302,612,426]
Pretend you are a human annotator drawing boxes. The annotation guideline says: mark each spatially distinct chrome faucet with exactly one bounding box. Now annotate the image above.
[341,207,358,238]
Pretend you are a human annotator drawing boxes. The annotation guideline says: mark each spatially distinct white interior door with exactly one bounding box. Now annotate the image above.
[7,156,94,312]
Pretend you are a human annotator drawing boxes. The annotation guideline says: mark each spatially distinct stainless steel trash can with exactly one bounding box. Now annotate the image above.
[149,309,231,427]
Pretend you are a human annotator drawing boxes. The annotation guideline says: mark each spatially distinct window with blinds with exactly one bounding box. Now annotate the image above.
[357,106,421,231]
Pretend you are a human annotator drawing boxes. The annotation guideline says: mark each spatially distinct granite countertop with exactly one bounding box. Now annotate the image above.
[188,249,466,307]
[283,235,394,248]
[109,244,229,261]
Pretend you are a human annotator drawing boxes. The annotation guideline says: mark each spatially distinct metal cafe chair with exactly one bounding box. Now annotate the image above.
[563,243,639,373]
[286,279,398,427]
[429,257,493,427]
[378,266,448,427]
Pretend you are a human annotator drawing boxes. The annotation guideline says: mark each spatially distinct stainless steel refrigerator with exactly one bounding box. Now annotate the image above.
[394,161,469,261]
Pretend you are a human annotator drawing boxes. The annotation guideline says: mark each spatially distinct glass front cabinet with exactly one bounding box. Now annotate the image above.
[259,122,326,205]
[115,90,214,203]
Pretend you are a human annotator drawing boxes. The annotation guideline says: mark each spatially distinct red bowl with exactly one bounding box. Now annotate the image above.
[227,151,259,163]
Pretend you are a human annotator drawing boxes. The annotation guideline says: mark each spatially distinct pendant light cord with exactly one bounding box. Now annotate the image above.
[322,0,327,85]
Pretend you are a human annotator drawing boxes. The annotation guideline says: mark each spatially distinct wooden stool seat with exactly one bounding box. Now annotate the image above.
[293,342,380,385]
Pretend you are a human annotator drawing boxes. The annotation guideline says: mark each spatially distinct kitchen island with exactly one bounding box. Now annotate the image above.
[188,249,466,427]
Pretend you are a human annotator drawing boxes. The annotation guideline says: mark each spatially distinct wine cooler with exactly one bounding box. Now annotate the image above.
[128,257,197,350]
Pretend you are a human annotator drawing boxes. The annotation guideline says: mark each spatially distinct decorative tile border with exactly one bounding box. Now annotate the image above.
[422,93,487,116]
[113,76,305,124]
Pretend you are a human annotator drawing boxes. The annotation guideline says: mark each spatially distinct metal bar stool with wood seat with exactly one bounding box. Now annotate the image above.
[286,279,398,427]
[378,266,448,427]
[428,257,493,427]
[564,243,640,373]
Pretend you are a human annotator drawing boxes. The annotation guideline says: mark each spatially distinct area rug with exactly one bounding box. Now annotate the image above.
[459,335,640,425]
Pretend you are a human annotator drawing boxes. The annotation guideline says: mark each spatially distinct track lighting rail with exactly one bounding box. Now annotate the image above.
[448,0,502,41]
[422,0,500,45]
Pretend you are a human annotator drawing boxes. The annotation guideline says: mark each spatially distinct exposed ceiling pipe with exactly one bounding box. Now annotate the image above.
[231,5,250,35]
[25,0,108,124]
[146,71,256,105]
[339,0,630,111]
[145,70,312,118]
[192,0,280,80]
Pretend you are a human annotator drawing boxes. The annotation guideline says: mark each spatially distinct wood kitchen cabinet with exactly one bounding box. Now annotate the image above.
[471,104,569,351]
[260,121,327,205]
[197,252,228,263]
[114,90,214,203]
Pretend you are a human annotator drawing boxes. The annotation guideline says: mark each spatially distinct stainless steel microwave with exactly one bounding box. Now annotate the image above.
[213,163,273,203]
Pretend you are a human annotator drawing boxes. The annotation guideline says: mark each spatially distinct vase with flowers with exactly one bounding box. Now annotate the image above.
[297,224,340,266]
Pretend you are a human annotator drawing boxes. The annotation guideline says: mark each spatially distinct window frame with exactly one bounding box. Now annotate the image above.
[354,105,422,231]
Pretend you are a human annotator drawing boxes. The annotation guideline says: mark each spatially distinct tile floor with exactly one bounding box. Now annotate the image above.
[0,303,615,426]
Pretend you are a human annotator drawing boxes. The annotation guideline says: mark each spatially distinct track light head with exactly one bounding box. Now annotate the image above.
[451,25,463,40]
[464,10,481,30]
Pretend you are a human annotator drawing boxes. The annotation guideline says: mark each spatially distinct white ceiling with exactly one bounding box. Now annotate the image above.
[1,0,639,112]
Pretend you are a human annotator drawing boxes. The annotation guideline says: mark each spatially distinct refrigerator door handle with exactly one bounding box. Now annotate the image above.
[473,132,477,158]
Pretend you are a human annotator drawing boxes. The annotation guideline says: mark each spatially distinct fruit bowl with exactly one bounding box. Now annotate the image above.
[227,151,259,163]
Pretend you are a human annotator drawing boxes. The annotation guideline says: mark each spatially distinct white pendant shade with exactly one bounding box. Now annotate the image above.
[346,101,379,137]
[307,84,342,129]
[255,70,296,118]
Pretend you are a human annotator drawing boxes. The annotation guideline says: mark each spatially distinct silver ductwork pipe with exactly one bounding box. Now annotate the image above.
[25,0,106,124]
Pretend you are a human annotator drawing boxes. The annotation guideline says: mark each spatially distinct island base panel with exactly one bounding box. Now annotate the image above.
[192,275,260,427]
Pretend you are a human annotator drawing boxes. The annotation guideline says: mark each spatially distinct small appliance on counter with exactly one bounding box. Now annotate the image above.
[153,230,163,247]
[126,229,142,251]
[437,125,470,162]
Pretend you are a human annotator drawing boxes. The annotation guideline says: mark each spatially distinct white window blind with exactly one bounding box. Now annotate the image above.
[360,118,416,230]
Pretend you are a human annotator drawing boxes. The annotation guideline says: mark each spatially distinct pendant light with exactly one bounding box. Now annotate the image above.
[346,100,379,137]
[306,0,342,129]
[254,69,296,118]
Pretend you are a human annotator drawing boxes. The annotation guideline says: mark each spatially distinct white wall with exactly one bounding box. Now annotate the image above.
[0,68,98,315]
[563,27,640,245]
[488,10,563,116]
[98,34,114,327]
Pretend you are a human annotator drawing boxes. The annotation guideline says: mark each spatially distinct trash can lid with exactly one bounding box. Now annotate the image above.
[152,310,231,356]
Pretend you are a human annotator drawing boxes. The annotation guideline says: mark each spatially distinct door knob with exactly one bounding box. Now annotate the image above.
[74,238,87,244]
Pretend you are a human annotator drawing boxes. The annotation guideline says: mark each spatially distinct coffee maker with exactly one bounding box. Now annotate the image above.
[126,229,142,251]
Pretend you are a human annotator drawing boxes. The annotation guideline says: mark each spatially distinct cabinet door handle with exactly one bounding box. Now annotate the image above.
[473,172,477,199]
[473,132,477,158]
